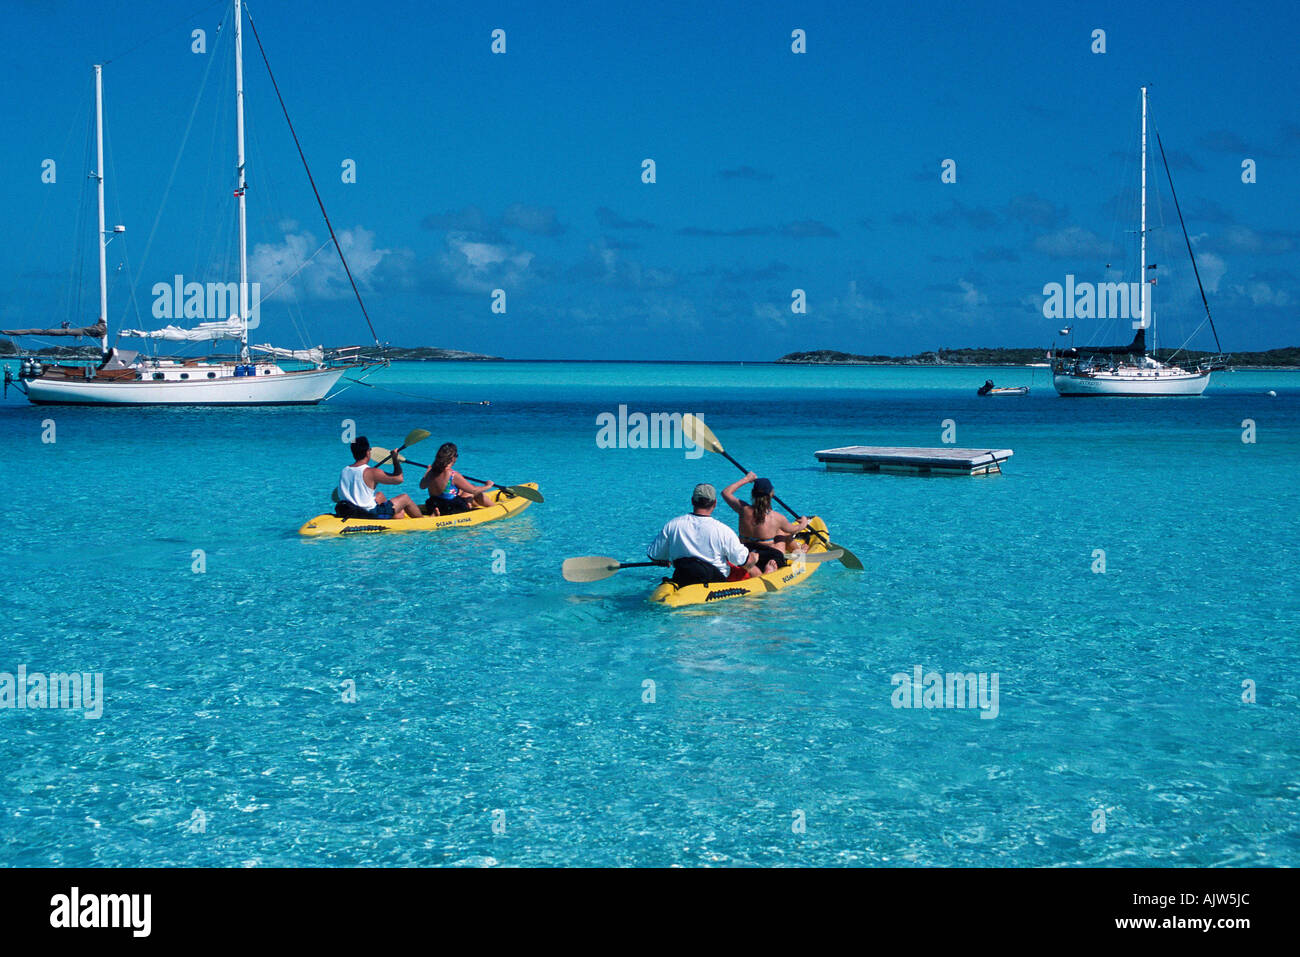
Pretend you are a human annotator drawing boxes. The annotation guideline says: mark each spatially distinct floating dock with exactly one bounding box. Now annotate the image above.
[815,446,1013,476]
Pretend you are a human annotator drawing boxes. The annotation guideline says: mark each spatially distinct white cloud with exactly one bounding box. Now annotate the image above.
[439,233,534,293]
[1196,251,1226,293]
[1237,281,1290,307]
[958,279,986,307]
[251,227,396,300]
[1032,226,1110,260]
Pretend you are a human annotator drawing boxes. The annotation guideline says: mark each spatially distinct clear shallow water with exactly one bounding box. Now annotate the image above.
[1,361,1296,866]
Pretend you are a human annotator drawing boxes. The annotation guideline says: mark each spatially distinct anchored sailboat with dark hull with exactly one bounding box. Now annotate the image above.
[1053,86,1227,397]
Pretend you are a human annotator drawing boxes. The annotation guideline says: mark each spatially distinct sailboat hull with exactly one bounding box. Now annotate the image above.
[1053,369,1209,396]
[24,366,346,405]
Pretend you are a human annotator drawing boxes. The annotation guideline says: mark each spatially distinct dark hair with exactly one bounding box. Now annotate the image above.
[432,442,458,476]
[350,436,370,460]
[751,492,772,525]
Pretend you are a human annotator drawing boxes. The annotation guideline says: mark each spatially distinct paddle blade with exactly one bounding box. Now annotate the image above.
[402,428,432,448]
[562,555,623,583]
[370,446,405,465]
[797,548,843,565]
[828,542,864,571]
[681,413,723,455]
[501,484,544,503]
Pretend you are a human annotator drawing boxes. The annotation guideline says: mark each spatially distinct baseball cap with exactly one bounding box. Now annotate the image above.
[753,477,773,495]
[691,483,717,505]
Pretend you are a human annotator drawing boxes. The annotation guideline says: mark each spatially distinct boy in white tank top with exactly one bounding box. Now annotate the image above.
[338,436,421,519]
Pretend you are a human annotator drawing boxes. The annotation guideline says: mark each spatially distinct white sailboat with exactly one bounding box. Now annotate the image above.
[1053,86,1227,397]
[7,0,372,406]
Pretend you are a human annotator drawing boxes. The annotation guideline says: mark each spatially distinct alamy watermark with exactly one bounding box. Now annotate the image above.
[50,887,150,937]
[1,665,104,719]
[1042,274,1149,325]
[891,666,999,719]
[152,274,261,328]
[595,406,704,459]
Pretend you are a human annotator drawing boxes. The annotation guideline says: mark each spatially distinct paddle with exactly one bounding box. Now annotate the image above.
[372,428,430,468]
[681,414,864,571]
[562,548,843,584]
[562,557,669,583]
[369,451,544,503]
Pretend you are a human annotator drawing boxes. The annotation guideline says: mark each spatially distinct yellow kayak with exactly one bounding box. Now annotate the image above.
[648,516,830,607]
[298,483,538,537]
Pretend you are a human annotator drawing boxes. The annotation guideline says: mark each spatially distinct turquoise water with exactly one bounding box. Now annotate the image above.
[1,361,1297,866]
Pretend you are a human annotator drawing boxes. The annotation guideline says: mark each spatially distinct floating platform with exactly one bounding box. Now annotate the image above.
[815,446,1013,476]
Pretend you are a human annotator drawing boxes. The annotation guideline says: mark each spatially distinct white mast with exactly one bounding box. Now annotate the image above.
[93,64,108,356]
[1138,85,1150,351]
[234,0,250,361]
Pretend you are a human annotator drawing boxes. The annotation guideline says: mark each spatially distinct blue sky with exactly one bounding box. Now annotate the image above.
[2,0,1297,360]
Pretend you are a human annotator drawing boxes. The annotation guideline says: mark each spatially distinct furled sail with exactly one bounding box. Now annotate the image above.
[118,318,244,341]
[1,320,106,338]
[251,343,324,363]
[1057,328,1145,359]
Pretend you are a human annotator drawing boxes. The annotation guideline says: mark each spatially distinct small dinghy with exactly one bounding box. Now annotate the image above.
[977,380,1029,396]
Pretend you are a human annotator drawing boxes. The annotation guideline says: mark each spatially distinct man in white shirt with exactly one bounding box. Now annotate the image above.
[647,483,750,586]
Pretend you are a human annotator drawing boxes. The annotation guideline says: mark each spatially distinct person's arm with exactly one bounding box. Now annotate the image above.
[774,514,810,535]
[647,524,671,562]
[722,525,750,567]
[453,472,494,495]
[369,458,404,486]
[721,472,756,514]
[418,465,435,491]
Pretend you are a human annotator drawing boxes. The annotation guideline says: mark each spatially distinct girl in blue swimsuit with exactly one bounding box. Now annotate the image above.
[419,442,497,516]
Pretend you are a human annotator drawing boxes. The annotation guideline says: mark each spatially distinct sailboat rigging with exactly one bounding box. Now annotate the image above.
[5,0,383,406]
[1052,86,1228,397]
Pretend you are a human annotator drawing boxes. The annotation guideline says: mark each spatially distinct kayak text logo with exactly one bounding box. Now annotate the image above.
[0,665,103,719]
[152,274,261,329]
[50,887,151,937]
[891,666,999,719]
[595,406,704,459]
[1042,274,1148,326]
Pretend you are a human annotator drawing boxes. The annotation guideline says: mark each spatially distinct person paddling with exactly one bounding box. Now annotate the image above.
[419,442,497,515]
[722,472,810,576]
[338,436,422,519]
[646,483,750,586]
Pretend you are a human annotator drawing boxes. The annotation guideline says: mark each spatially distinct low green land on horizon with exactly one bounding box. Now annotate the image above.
[778,346,1300,367]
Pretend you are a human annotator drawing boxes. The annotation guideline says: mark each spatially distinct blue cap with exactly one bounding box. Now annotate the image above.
[753,477,773,495]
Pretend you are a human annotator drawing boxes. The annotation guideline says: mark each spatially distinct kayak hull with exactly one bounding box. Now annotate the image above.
[298,483,538,536]
[648,516,830,607]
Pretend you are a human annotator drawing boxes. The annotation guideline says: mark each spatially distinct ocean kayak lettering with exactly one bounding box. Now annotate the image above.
[891,666,999,720]
[595,407,704,460]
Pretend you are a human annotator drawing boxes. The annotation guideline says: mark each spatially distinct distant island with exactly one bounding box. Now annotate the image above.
[778,346,1300,368]
[381,347,502,361]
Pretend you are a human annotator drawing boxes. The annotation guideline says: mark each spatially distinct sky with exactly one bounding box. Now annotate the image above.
[2,0,1297,360]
